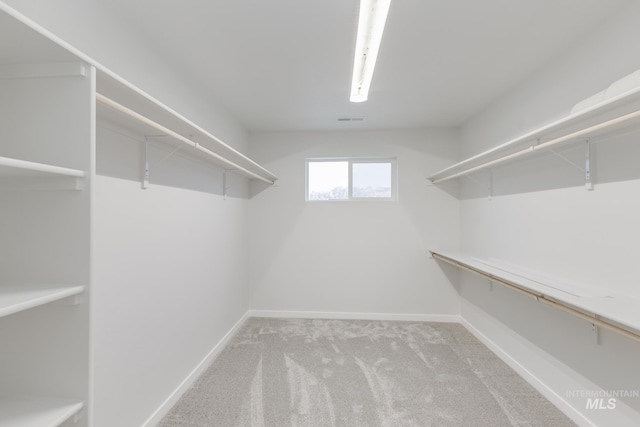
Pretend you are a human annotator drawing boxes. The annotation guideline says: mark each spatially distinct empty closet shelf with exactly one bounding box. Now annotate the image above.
[427,84,640,184]
[0,284,84,318]
[95,90,278,185]
[431,250,640,340]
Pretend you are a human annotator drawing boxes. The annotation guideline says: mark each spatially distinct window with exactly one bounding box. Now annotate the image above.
[306,158,397,201]
[307,160,349,200]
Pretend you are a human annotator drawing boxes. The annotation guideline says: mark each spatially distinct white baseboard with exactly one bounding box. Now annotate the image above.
[142,312,251,427]
[246,309,460,323]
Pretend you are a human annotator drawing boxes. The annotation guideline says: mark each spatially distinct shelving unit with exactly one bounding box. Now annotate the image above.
[431,250,640,343]
[0,4,92,427]
[0,396,83,427]
[427,84,640,184]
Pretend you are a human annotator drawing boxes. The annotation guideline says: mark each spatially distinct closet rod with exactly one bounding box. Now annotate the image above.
[96,93,275,185]
[432,252,640,344]
[430,108,640,184]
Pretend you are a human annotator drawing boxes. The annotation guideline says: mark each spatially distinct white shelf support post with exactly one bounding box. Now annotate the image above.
[222,170,227,200]
[143,139,150,190]
[592,322,601,345]
[223,169,239,200]
[488,170,493,200]
[74,176,84,191]
[585,139,593,191]
[52,293,83,306]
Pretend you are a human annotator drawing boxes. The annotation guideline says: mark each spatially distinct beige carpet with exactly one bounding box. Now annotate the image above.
[159,318,575,426]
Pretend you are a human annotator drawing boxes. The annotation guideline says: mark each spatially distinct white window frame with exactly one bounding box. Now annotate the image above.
[305,157,398,202]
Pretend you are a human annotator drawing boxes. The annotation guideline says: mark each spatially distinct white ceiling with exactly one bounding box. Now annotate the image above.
[104,0,630,132]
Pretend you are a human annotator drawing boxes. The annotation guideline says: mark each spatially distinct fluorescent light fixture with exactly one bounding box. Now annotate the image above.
[350,0,391,103]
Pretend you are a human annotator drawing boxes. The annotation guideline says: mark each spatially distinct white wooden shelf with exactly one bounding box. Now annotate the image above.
[431,250,640,342]
[427,84,640,184]
[0,396,83,427]
[0,284,84,318]
[96,71,278,185]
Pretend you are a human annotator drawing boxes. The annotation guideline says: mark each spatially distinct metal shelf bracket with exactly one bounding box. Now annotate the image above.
[488,170,493,200]
[592,322,601,345]
[223,170,227,200]
[143,139,150,189]
[585,139,593,191]
[223,169,239,200]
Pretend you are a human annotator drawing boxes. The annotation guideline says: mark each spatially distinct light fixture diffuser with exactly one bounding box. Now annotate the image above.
[350,0,391,102]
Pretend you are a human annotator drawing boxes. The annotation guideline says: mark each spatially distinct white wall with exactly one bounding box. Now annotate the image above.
[457,2,640,425]
[248,129,460,319]
[93,126,252,427]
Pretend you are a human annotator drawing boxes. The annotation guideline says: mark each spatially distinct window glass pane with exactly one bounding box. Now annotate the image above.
[307,161,348,200]
[352,162,392,198]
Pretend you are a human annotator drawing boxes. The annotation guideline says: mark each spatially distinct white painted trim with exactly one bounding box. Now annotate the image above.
[247,309,460,323]
[141,312,251,427]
